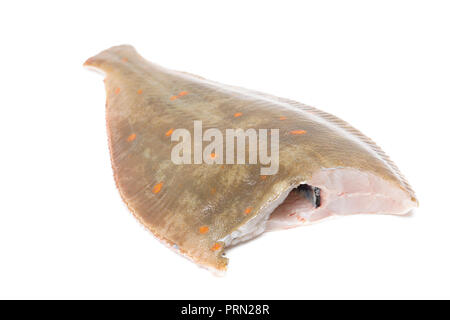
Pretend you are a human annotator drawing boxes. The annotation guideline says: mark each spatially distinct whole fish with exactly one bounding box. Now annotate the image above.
[84,45,417,271]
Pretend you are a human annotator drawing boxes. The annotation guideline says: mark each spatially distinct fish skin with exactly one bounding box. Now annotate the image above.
[84,45,417,271]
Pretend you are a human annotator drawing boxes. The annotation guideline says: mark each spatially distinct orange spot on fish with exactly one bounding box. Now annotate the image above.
[170,91,188,101]
[290,130,307,135]
[234,112,243,118]
[114,88,121,94]
[288,213,296,217]
[211,243,222,251]
[152,182,163,194]
[165,128,174,136]
[260,175,267,180]
[280,116,287,120]
[137,89,143,94]
[127,133,137,142]
[199,226,209,234]
[211,187,216,194]
[297,216,306,222]
[210,152,216,159]
[245,207,253,215]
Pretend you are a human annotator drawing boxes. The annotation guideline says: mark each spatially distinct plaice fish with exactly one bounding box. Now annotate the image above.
[84,45,417,271]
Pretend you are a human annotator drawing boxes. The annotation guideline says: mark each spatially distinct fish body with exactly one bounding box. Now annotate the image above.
[84,45,417,271]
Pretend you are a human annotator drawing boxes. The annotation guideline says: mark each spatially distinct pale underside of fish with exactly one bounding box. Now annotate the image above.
[84,45,417,271]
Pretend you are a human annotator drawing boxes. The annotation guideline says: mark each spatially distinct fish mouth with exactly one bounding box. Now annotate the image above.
[219,167,418,248]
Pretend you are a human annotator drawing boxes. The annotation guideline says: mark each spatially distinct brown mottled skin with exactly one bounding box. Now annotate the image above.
[84,45,416,270]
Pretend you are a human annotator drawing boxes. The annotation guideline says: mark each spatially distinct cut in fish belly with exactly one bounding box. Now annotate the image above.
[84,45,418,271]
[219,168,416,246]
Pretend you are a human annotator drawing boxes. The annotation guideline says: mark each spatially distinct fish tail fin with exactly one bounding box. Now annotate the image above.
[83,44,140,73]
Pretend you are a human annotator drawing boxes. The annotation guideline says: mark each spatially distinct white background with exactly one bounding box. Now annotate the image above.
[1,0,449,299]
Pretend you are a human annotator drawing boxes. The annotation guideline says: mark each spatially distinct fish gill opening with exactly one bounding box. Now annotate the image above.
[263,183,324,232]
[292,184,321,208]
[221,183,324,247]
